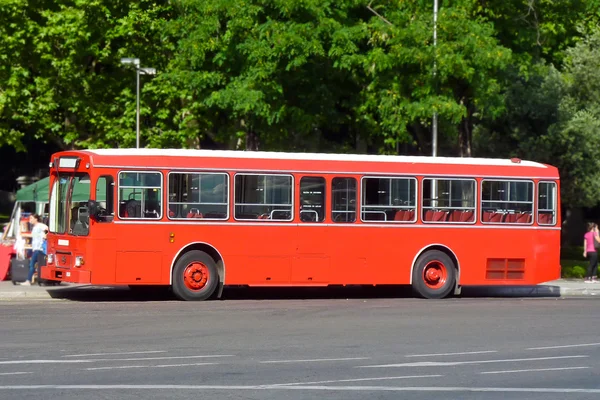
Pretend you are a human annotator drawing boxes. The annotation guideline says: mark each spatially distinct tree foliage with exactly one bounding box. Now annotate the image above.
[1,0,600,207]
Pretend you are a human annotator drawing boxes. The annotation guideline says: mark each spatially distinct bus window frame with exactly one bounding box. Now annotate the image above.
[331,176,358,224]
[480,178,535,225]
[167,171,230,221]
[360,175,418,224]
[299,176,326,223]
[93,174,115,223]
[117,170,164,220]
[233,173,294,222]
[537,181,557,226]
[421,177,477,224]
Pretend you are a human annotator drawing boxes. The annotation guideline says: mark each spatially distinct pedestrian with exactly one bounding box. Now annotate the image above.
[18,214,48,286]
[583,222,599,283]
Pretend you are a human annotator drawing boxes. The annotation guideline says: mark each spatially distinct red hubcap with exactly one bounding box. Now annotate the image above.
[423,260,448,289]
[183,262,209,291]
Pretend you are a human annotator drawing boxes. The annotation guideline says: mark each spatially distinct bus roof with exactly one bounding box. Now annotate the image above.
[83,148,549,168]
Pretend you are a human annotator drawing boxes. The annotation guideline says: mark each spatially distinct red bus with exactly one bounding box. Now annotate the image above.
[41,149,560,300]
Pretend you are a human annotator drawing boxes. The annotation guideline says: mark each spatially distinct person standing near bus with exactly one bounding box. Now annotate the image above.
[19,214,48,286]
[583,222,599,283]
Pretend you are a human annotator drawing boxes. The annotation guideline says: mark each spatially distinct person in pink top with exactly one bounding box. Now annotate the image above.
[583,222,600,283]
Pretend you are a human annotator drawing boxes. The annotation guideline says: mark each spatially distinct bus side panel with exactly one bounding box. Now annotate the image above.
[534,229,561,284]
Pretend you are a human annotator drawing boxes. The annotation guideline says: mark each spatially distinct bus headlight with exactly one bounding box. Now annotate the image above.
[75,256,85,267]
[47,254,54,264]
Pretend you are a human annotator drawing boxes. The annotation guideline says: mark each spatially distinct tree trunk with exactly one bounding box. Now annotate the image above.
[458,103,473,157]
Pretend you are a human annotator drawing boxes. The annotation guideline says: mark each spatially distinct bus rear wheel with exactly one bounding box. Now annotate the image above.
[412,250,456,299]
[172,250,219,301]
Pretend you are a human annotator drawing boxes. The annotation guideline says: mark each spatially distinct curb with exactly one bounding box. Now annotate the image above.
[0,291,54,300]
[559,288,600,296]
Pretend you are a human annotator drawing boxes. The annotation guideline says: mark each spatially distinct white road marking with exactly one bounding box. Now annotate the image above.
[0,384,600,394]
[405,351,497,358]
[0,360,93,365]
[0,372,32,376]
[481,367,590,375]
[527,343,600,351]
[260,357,369,364]
[359,355,588,368]
[271,374,443,386]
[94,355,233,362]
[0,355,233,365]
[63,351,167,358]
[85,363,217,371]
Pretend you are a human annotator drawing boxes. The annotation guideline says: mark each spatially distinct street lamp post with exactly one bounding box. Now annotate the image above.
[120,58,156,148]
[432,0,438,157]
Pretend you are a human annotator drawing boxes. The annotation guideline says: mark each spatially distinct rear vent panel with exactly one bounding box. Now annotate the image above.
[486,258,525,280]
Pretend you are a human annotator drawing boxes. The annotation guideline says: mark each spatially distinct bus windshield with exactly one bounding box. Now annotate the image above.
[49,173,91,236]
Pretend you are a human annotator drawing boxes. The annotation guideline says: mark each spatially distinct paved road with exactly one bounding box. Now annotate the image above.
[0,295,599,399]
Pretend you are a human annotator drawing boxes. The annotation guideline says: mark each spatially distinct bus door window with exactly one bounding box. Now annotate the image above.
[481,180,534,224]
[94,176,114,222]
[70,174,91,236]
[118,172,163,219]
[234,174,293,221]
[299,177,325,222]
[537,182,557,225]
[168,172,229,219]
[361,177,417,222]
[422,178,476,223]
[331,177,356,223]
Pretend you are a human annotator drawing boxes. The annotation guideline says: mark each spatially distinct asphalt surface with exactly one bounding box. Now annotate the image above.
[0,295,599,399]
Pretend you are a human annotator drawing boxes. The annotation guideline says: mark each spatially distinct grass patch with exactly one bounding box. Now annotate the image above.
[0,214,8,223]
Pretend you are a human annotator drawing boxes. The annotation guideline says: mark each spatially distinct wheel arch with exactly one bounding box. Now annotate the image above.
[169,242,225,297]
[410,244,461,288]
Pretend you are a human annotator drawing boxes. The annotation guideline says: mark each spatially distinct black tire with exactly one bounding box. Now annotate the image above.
[172,250,219,301]
[412,250,456,299]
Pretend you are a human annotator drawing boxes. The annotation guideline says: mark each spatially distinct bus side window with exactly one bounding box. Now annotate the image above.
[331,177,356,223]
[300,177,325,222]
[95,175,114,222]
[118,172,163,220]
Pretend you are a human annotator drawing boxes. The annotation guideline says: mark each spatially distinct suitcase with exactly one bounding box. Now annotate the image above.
[10,258,30,285]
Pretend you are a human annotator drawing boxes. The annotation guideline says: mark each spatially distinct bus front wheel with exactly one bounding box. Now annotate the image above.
[172,250,219,301]
[412,250,456,299]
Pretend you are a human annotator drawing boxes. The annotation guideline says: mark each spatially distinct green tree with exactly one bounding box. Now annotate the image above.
[0,0,177,150]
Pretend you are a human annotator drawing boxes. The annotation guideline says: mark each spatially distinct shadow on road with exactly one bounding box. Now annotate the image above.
[45,283,562,302]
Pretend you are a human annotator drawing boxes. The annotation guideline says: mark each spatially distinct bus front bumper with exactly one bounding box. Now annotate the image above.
[40,266,91,284]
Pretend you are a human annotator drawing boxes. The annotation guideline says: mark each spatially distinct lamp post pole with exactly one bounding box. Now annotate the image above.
[432,0,438,157]
[120,58,156,148]
[136,64,140,149]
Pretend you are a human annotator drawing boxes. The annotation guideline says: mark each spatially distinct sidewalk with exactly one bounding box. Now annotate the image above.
[0,279,599,301]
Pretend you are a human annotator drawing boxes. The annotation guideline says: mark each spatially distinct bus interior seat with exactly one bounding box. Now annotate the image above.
[538,213,552,224]
[433,210,448,221]
[124,200,141,218]
[187,209,203,218]
[394,210,406,221]
[301,212,317,222]
[516,212,532,224]
[489,211,505,223]
[72,207,89,235]
[424,210,434,221]
[394,209,415,222]
[449,210,463,221]
[460,210,474,222]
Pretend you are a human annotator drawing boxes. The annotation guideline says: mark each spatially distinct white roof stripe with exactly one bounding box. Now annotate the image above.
[84,149,547,168]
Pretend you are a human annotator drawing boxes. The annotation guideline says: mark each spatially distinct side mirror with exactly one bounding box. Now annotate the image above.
[87,200,99,220]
